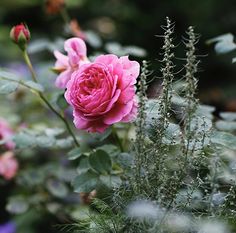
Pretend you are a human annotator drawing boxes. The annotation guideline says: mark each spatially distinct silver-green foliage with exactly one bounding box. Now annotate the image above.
[73,18,236,233]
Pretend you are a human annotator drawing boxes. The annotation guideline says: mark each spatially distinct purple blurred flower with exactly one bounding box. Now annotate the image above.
[7,62,30,79]
[0,222,16,233]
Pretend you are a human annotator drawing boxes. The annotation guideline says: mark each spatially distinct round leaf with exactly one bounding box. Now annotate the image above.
[72,170,98,193]
[89,150,112,174]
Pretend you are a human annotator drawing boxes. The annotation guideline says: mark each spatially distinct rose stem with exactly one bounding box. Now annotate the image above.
[22,50,80,147]
[112,126,124,152]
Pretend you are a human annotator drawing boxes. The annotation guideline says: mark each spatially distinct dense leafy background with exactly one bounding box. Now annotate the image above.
[0,0,236,110]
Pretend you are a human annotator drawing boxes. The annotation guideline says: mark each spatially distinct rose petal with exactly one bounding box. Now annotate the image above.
[121,99,138,122]
[55,69,73,89]
[54,50,69,68]
[103,101,133,125]
[64,37,87,66]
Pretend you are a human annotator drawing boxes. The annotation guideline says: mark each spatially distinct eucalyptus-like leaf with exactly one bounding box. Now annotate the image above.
[99,175,122,188]
[6,196,29,214]
[46,179,69,198]
[216,120,236,132]
[36,135,56,148]
[55,137,73,148]
[85,30,102,48]
[206,33,236,54]
[13,132,36,149]
[0,79,18,94]
[163,123,181,145]
[68,148,83,160]
[0,69,19,81]
[211,131,236,150]
[24,81,44,92]
[220,112,236,121]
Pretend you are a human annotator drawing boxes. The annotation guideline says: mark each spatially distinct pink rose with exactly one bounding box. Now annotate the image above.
[0,118,15,150]
[0,151,18,180]
[65,54,140,133]
[54,37,89,89]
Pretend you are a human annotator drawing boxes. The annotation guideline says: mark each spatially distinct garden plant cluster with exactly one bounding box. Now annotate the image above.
[1,1,236,233]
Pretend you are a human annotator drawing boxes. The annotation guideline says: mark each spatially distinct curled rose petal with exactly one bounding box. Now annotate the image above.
[53,37,89,89]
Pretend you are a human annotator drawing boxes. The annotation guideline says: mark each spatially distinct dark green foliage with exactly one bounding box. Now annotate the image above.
[72,18,236,233]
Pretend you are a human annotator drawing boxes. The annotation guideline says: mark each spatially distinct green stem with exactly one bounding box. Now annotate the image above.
[60,8,71,25]
[22,50,80,147]
[112,126,124,152]
[22,50,37,82]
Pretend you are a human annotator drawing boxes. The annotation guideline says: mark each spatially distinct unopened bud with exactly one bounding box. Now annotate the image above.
[10,23,30,50]
[45,0,65,15]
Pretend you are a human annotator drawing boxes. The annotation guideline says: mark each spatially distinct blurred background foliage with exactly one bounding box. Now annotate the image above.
[1,1,236,232]
[1,0,236,112]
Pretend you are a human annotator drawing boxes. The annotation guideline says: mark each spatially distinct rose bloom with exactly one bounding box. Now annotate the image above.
[65,54,140,133]
[54,37,89,89]
[0,118,15,150]
[0,151,18,180]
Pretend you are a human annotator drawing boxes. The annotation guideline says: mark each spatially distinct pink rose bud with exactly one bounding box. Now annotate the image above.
[10,23,30,50]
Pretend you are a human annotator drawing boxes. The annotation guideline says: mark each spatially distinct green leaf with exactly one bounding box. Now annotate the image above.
[196,105,215,120]
[216,120,236,132]
[55,137,73,148]
[72,170,98,193]
[36,135,56,148]
[124,45,147,57]
[24,81,44,92]
[85,30,102,48]
[17,169,45,187]
[100,175,122,188]
[96,144,119,157]
[190,116,212,133]
[211,131,236,150]
[6,196,29,214]
[45,128,64,137]
[163,123,181,144]
[46,179,68,198]
[92,128,112,141]
[13,132,36,149]
[77,156,91,174]
[206,33,236,54]
[220,112,236,121]
[56,93,68,110]
[0,79,18,94]
[68,148,83,160]
[117,152,133,168]
[89,150,112,174]
[0,69,19,81]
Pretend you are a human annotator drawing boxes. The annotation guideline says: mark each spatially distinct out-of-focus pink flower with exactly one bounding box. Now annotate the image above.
[0,151,18,180]
[53,37,89,89]
[0,118,15,150]
[65,54,140,133]
[69,19,87,41]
